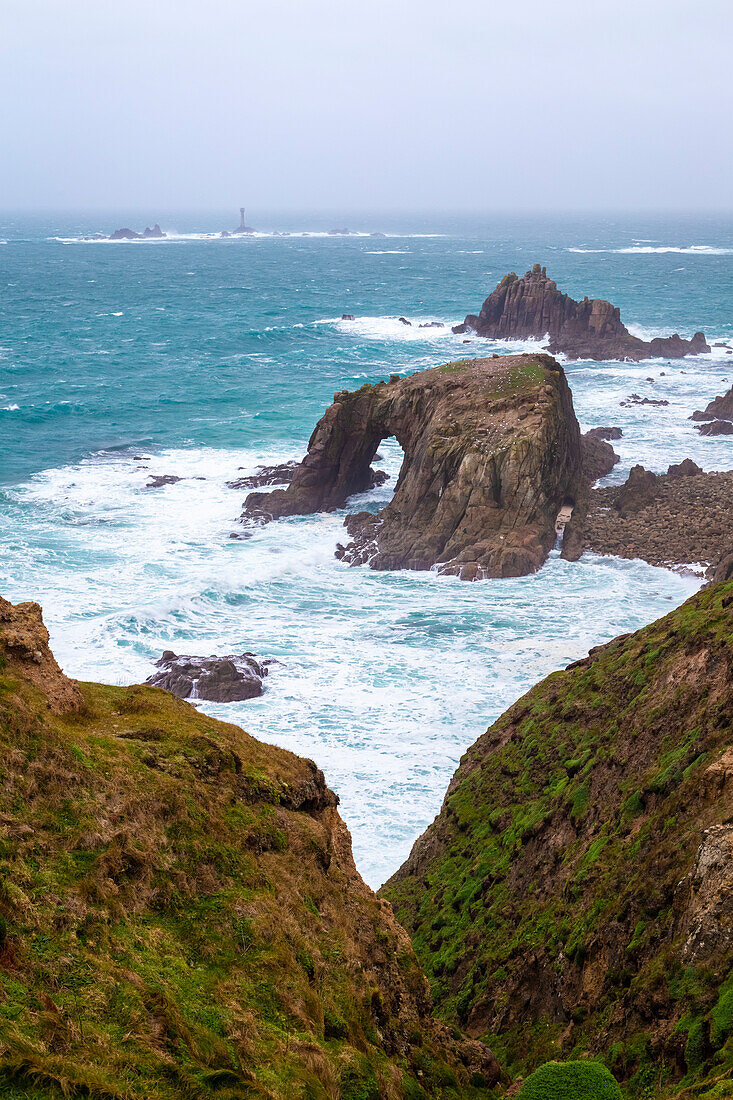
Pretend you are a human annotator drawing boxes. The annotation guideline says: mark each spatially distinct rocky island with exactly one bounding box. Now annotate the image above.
[454,265,710,361]
[243,353,590,579]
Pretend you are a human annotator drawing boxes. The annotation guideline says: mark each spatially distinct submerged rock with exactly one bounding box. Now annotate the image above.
[621,393,670,407]
[147,650,270,701]
[243,353,586,580]
[145,474,182,489]
[453,265,709,361]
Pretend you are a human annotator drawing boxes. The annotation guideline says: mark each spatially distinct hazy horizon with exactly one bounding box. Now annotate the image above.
[2,0,731,214]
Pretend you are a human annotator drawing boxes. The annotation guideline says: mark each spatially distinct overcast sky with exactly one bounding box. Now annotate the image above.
[1,0,731,212]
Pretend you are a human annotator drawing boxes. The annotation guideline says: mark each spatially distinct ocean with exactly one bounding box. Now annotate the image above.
[1,210,732,887]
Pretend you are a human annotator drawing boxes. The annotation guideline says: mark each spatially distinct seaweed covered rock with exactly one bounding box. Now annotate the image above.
[382,581,733,1094]
[0,597,499,1100]
[453,266,709,362]
[243,354,584,579]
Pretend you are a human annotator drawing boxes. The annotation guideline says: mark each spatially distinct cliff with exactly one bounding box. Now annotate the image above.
[454,266,710,361]
[0,599,499,1099]
[382,581,733,1098]
[243,354,585,579]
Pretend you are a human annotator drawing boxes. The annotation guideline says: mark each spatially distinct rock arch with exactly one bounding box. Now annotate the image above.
[243,353,584,579]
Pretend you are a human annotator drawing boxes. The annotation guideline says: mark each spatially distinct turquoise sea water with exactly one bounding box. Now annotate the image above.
[1,211,732,885]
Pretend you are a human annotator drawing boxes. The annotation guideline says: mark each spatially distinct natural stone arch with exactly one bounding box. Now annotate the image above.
[243,353,585,579]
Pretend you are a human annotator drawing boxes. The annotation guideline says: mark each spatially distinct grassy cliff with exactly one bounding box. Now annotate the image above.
[383,582,733,1099]
[0,598,498,1100]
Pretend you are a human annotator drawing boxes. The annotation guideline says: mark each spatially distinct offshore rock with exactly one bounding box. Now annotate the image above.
[453,265,710,361]
[147,650,270,702]
[690,382,733,422]
[243,354,585,579]
[227,461,300,490]
[587,425,623,440]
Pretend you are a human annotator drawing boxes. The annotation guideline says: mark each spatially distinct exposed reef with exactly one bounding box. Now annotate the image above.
[0,596,499,1099]
[453,265,710,361]
[561,462,733,576]
[242,354,586,579]
[382,580,733,1094]
[147,650,271,702]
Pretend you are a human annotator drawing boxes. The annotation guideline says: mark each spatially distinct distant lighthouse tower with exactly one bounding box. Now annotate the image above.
[239,207,246,231]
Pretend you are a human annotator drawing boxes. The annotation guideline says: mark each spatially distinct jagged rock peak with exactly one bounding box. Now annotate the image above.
[454,266,710,361]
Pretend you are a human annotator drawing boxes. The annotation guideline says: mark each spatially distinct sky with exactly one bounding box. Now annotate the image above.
[1,0,731,213]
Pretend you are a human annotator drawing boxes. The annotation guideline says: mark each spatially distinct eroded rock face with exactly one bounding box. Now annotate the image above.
[243,354,584,579]
[0,596,82,713]
[226,461,300,490]
[580,431,619,483]
[454,265,709,361]
[675,824,733,963]
[147,651,269,702]
[690,382,733,422]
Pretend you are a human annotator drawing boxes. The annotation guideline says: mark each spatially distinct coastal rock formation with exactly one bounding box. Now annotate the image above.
[587,425,623,441]
[0,597,499,1098]
[226,461,300,490]
[147,650,270,702]
[580,430,619,483]
[561,463,733,576]
[382,581,733,1093]
[453,265,710,361]
[696,419,733,435]
[107,224,167,240]
[242,354,585,579]
[0,596,81,714]
[691,382,733,423]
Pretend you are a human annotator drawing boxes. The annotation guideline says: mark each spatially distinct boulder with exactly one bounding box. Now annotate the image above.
[586,425,622,440]
[580,431,619,483]
[147,650,270,702]
[243,353,584,580]
[454,265,709,361]
[613,464,658,517]
[667,458,703,478]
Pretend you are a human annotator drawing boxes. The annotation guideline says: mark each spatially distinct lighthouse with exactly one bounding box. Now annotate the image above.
[239,207,246,231]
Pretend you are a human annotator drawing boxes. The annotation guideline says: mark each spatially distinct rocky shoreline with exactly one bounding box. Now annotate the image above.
[562,461,733,576]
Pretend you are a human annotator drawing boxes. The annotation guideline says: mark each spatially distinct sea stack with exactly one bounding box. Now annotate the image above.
[454,265,710,361]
